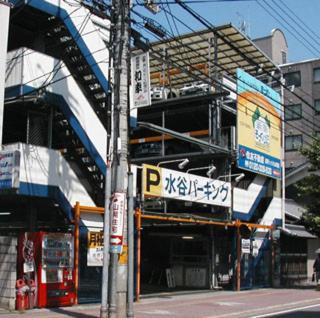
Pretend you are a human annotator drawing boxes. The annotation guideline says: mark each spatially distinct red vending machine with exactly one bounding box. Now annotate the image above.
[17,232,75,308]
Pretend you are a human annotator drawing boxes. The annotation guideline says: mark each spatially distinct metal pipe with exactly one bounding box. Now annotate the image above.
[100,163,112,318]
[127,172,134,318]
[236,222,241,291]
[74,202,81,305]
[130,129,209,144]
[138,212,272,230]
[135,208,142,302]
[47,105,53,149]
[280,74,286,230]
[162,111,165,157]
[79,206,105,213]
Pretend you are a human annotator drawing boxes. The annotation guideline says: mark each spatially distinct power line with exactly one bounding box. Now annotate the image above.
[5,55,109,103]
[261,0,320,111]
[158,2,320,130]
[170,0,320,137]
[131,6,320,137]
[8,6,83,63]
[272,0,320,50]
[173,0,318,117]
[146,41,318,148]
[279,0,320,44]
[257,0,318,57]
[255,0,320,123]
[260,0,320,56]
[131,9,319,148]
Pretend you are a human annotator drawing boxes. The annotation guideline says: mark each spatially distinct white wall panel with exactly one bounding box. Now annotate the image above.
[233,175,267,214]
[4,143,94,207]
[6,49,107,165]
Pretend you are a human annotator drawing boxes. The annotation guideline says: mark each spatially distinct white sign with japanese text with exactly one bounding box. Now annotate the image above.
[131,52,151,108]
[143,164,231,208]
[241,239,251,254]
[87,231,104,266]
[0,150,20,190]
[110,192,126,254]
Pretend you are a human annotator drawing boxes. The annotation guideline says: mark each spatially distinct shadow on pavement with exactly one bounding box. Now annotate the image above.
[49,307,97,318]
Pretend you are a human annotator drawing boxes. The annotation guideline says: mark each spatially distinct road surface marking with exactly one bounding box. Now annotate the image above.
[205,298,320,318]
[251,303,320,318]
[215,302,244,306]
[138,309,174,315]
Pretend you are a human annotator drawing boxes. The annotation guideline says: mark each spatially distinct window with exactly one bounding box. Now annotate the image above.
[314,68,320,83]
[285,104,302,121]
[315,99,320,114]
[285,135,302,151]
[284,71,301,87]
[281,51,287,64]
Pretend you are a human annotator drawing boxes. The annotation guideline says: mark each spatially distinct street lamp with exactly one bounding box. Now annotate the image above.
[157,158,189,169]
[217,172,245,182]
[186,165,216,177]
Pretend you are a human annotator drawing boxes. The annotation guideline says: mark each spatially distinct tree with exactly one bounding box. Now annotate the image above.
[295,137,320,236]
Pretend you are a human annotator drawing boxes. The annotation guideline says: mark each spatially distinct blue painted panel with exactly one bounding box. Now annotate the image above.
[19,182,73,220]
[46,92,106,175]
[5,85,106,176]
[233,178,270,221]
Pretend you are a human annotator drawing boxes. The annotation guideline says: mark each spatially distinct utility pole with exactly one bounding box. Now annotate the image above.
[0,1,11,148]
[108,0,130,317]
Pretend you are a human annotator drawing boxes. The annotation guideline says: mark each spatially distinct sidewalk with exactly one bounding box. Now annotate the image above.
[2,288,320,318]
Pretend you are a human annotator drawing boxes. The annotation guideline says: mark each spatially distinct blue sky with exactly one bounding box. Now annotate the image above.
[135,0,320,63]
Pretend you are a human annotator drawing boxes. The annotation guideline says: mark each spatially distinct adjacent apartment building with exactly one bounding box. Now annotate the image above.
[254,29,320,286]
[254,29,320,173]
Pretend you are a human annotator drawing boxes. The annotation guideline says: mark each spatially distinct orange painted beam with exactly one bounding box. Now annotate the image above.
[130,129,209,145]
[139,213,234,228]
[136,211,272,230]
[135,208,142,302]
[150,62,208,80]
[74,202,81,305]
[78,205,105,213]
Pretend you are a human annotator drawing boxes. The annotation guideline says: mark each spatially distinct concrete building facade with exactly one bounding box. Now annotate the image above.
[0,0,284,309]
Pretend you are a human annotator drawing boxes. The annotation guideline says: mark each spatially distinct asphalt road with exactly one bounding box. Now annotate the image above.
[134,288,320,318]
[252,303,320,318]
[2,288,320,317]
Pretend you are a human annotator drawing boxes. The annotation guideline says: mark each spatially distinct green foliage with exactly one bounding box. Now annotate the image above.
[264,115,271,128]
[252,107,260,127]
[300,137,320,170]
[296,137,320,236]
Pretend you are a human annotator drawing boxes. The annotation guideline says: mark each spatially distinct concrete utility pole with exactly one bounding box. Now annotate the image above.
[108,0,130,317]
[0,1,11,148]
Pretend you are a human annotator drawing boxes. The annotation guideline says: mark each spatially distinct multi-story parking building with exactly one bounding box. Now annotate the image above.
[0,1,284,310]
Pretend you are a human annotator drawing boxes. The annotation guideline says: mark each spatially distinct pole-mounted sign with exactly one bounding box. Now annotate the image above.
[110,192,126,254]
[131,52,151,108]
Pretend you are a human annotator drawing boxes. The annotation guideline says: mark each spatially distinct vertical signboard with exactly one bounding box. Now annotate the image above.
[110,192,126,254]
[87,231,104,266]
[131,52,151,108]
[237,69,282,179]
[241,239,251,254]
[0,150,20,190]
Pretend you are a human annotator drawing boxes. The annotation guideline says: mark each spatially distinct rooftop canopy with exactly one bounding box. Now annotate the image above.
[146,24,280,89]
